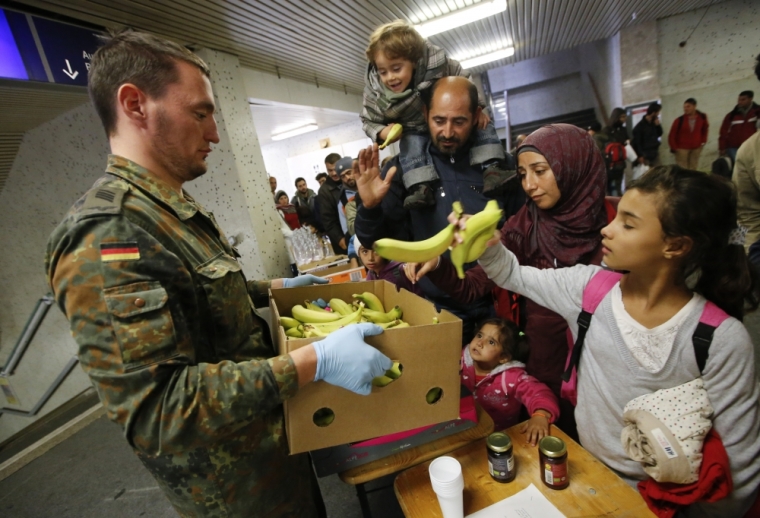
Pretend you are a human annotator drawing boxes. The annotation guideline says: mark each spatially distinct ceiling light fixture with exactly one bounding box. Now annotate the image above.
[459,47,515,69]
[414,0,507,37]
[271,123,319,141]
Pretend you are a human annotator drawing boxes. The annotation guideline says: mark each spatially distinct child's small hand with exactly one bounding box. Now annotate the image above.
[476,111,491,129]
[378,124,396,143]
[519,412,550,446]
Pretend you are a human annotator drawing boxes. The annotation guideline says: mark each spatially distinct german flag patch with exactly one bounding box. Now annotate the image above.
[101,242,140,262]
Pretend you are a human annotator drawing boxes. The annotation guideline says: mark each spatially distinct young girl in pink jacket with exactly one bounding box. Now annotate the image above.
[461,318,560,444]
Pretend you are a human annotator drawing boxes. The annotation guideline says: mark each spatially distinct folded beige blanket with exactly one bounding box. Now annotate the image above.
[621,378,713,484]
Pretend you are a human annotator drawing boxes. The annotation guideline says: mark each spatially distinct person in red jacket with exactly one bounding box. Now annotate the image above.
[668,98,709,170]
[719,90,760,164]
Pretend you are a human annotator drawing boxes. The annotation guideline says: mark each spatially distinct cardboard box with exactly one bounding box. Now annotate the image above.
[297,255,349,275]
[311,395,477,477]
[269,280,462,454]
[316,265,367,284]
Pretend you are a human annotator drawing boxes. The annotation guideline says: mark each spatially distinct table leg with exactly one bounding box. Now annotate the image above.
[356,482,372,518]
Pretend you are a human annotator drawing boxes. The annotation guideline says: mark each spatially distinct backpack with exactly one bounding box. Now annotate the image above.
[604,142,627,170]
[559,269,730,406]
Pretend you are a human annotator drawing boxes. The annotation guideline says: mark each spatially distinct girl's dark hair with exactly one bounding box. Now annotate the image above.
[477,318,530,363]
[629,166,760,319]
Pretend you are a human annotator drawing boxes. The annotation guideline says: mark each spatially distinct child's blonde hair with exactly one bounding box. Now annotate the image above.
[365,20,425,65]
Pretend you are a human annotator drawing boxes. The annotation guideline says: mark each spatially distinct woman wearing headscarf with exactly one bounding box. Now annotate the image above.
[275,190,300,230]
[406,124,610,439]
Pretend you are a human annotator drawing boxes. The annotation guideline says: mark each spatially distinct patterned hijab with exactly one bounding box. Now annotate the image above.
[503,124,608,269]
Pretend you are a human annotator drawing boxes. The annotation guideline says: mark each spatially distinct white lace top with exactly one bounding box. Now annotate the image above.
[610,284,703,373]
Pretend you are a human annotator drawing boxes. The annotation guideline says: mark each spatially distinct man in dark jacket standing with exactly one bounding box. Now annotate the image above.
[719,90,760,164]
[318,155,348,254]
[291,177,318,226]
[632,102,663,167]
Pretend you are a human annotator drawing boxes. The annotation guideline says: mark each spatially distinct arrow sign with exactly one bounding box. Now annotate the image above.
[62,59,79,79]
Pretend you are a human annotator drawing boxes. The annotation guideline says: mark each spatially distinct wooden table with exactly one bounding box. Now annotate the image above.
[338,405,494,517]
[394,423,656,518]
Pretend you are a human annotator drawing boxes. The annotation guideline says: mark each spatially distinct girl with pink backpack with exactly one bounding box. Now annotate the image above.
[455,165,760,516]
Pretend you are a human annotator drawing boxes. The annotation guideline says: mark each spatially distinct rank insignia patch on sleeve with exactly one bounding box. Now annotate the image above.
[101,242,140,262]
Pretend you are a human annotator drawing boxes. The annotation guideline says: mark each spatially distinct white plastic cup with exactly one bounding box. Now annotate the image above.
[429,456,464,518]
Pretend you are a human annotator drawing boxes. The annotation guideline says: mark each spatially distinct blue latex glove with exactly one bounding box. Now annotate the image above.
[313,323,392,395]
[282,274,330,288]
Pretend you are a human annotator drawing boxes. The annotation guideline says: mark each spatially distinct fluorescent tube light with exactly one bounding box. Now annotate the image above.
[460,47,515,69]
[415,0,507,37]
[271,123,318,141]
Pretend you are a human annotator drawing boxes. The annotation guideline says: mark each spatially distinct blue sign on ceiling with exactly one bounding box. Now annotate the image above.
[0,7,103,87]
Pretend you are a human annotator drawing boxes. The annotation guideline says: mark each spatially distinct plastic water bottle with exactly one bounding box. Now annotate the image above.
[322,236,333,258]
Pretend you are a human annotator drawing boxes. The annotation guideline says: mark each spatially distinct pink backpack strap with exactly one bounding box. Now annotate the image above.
[582,270,623,313]
[692,301,730,374]
[561,269,622,383]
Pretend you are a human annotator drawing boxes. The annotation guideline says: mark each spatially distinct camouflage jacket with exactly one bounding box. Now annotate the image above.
[45,155,321,517]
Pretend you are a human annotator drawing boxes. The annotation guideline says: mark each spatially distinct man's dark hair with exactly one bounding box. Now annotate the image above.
[88,30,210,137]
[315,172,328,181]
[324,153,341,165]
[422,78,478,116]
[684,98,697,105]
[740,90,754,99]
[294,177,305,186]
[647,102,662,115]
[588,121,602,132]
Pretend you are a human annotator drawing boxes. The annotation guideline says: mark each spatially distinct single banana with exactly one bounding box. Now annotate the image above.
[328,298,353,316]
[363,305,403,323]
[301,306,364,331]
[379,123,403,150]
[372,374,395,387]
[372,202,464,263]
[392,320,410,328]
[352,292,384,312]
[385,362,402,379]
[305,300,330,312]
[280,316,301,329]
[375,319,400,329]
[426,388,443,404]
[291,304,342,323]
[451,200,503,278]
[303,326,330,338]
[285,327,304,338]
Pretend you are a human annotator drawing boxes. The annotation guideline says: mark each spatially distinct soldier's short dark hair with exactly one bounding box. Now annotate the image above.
[294,177,305,186]
[740,90,754,99]
[324,153,341,165]
[684,98,697,105]
[315,172,328,182]
[89,31,210,137]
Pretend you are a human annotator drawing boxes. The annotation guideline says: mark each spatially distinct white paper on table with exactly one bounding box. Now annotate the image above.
[465,483,566,518]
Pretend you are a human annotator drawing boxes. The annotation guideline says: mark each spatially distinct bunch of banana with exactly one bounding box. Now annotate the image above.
[379,123,403,150]
[282,302,364,338]
[362,305,403,324]
[352,292,384,312]
[450,200,503,279]
[372,202,464,263]
[372,361,402,387]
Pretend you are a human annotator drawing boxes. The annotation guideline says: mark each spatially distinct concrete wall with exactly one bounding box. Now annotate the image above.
[487,35,621,129]
[657,0,760,169]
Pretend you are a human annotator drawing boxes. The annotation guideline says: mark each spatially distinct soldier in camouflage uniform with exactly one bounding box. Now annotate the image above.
[45,32,391,517]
